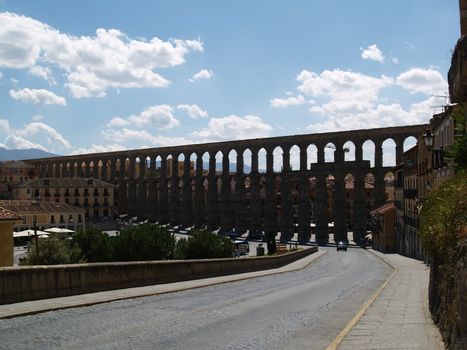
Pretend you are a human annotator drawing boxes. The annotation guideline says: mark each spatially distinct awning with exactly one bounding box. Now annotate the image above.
[44,227,75,234]
[13,229,49,238]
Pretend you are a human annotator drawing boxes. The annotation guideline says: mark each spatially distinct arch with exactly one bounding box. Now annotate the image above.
[290,145,300,171]
[343,141,356,162]
[403,136,417,152]
[177,153,185,177]
[362,140,375,167]
[202,152,210,175]
[306,144,318,169]
[243,149,252,174]
[382,138,396,167]
[273,146,283,172]
[228,149,237,174]
[166,154,173,177]
[190,152,198,175]
[257,148,267,173]
[324,142,335,163]
[215,150,223,174]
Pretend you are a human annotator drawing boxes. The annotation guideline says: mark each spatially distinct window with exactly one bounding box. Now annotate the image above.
[50,215,55,224]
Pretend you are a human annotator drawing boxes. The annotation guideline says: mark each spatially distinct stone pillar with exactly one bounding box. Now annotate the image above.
[317,144,325,164]
[128,157,135,180]
[355,141,363,162]
[101,160,108,180]
[206,154,218,230]
[248,173,261,235]
[147,179,158,221]
[263,173,277,235]
[280,175,292,242]
[234,153,246,234]
[333,173,347,242]
[375,142,383,169]
[169,156,180,225]
[110,160,116,179]
[127,179,137,216]
[139,157,146,179]
[92,160,99,178]
[299,146,307,171]
[137,179,147,217]
[395,141,404,165]
[353,173,366,244]
[158,158,169,224]
[297,174,310,244]
[374,171,386,208]
[182,157,193,227]
[194,157,205,227]
[315,174,328,244]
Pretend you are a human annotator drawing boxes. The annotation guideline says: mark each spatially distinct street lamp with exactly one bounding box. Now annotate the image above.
[422,129,434,150]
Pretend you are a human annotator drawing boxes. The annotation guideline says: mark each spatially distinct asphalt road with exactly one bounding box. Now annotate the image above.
[0,247,392,350]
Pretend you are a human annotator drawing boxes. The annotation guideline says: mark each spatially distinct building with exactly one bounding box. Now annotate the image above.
[0,200,85,232]
[0,207,22,266]
[11,178,115,220]
[0,160,38,199]
[403,145,423,260]
[370,202,395,253]
[393,163,404,254]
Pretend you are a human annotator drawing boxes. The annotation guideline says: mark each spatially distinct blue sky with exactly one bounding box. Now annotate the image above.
[0,0,459,162]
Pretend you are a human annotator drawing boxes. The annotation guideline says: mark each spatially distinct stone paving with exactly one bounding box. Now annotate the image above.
[338,251,445,350]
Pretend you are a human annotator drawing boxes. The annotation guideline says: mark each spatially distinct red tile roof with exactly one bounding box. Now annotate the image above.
[0,207,22,221]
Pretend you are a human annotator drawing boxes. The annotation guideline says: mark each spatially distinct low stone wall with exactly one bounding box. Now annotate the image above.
[0,247,317,304]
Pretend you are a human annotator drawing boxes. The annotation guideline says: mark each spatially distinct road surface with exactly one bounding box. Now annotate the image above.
[0,247,392,350]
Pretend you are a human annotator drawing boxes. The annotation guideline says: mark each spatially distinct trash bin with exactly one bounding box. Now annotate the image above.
[256,243,265,256]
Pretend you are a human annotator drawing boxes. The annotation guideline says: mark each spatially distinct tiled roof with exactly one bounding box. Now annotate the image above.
[14,178,115,189]
[0,200,84,214]
[0,206,22,221]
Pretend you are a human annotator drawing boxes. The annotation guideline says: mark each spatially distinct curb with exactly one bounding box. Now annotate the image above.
[0,250,327,319]
[325,249,397,350]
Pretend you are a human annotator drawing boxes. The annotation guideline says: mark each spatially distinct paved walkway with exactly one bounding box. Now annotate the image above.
[0,249,326,319]
[338,251,445,350]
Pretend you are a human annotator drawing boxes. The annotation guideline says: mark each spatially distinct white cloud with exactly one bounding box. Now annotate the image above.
[396,68,448,95]
[28,65,56,85]
[192,115,273,141]
[9,88,66,105]
[69,144,126,155]
[32,115,44,121]
[392,57,399,64]
[4,134,48,151]
[16,122,71,148]
[361,44,384,63]
[176,104,208,118]
[270,94,306,108]
[102,128,191,146]
[106,117,129,127]
[127,105,179,129]
[189,69,213,82]
[0,12,203,98]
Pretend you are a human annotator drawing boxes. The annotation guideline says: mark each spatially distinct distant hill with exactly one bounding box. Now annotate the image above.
[0,147,58,161]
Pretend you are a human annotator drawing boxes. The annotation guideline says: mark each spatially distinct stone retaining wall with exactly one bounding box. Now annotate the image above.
[0,247,317,304]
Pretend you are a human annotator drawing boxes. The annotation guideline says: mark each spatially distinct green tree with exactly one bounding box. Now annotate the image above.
[72,228,113,262]
[112,224,175,261]
[174,229,234,259]
[21,234,80,265]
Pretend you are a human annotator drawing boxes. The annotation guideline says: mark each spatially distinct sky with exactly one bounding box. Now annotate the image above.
[0,0,459,165]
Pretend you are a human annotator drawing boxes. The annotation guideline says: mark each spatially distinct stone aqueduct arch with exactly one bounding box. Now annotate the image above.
[28,125,425,244]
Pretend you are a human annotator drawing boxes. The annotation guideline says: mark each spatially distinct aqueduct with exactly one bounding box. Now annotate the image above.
[26,124,425,244]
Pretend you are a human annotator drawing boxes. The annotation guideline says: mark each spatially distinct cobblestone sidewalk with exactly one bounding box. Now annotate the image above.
[338,251,445,350]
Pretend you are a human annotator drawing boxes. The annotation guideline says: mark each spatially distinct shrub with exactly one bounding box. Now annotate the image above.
[112,223,175,261]
[72,228,113,262]
[21,234,80,265]
[174,229,234,259]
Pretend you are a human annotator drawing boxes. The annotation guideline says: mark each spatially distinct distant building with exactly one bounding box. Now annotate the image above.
[0,160,38,199]
[0,200,85,232]
[11,178,115,220]
[371,202,395,253]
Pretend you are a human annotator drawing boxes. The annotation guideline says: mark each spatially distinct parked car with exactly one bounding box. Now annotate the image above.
[336,241,347,251]
[233,240,250,256]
